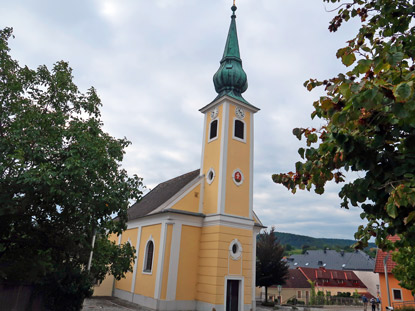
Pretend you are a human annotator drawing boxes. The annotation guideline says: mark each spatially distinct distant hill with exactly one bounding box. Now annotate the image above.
[274,231,376,249]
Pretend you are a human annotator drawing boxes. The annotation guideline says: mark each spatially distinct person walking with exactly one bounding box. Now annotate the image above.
[376,296,381,311]
[370,298,376,311]
[362,295,368,311]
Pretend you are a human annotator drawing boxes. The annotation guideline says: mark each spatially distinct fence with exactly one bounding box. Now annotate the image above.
[393,301,415,310]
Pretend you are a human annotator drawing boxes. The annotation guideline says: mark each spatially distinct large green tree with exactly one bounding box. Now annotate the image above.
[0,27,142,310]
[272,0,415,290]
[256,227,289,304]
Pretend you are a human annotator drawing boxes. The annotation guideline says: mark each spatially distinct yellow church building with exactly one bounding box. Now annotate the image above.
[105,4,264,311]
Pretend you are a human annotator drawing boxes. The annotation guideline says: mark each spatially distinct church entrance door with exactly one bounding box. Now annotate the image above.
[226,280,240,311]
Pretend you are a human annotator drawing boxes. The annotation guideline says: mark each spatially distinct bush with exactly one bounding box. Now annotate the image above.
[287,298,298,305]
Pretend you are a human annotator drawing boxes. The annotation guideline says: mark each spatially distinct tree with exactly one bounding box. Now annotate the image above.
[272,0,415,289]
[392,246,415,295]
[0,27,143,310]
[256,227,289,303]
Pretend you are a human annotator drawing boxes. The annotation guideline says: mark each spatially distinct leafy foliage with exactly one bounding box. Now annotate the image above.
[0,27,143,310]
[393,245,415,295]
[272,0,415,254]
[256,227,289,303]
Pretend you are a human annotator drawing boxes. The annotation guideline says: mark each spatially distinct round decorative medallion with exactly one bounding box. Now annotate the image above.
[235,107,245,119]
[206,168,215,185]
[229,239,242,260]
[232,169,244,186]
[210,107,219,120]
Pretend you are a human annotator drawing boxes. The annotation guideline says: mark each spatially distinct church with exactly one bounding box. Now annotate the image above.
[100,4,264,311]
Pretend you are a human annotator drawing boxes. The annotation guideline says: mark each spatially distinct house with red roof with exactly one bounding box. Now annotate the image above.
[374,236,415,309]
[298,267,368,297]
[259,267,370,305]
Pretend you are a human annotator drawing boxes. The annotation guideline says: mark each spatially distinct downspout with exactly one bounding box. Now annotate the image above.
[383,254,391,308]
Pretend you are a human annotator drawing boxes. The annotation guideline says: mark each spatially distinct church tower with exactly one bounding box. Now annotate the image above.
[200,4,259,219]
[107,4,263,311]
[196,5,261,311]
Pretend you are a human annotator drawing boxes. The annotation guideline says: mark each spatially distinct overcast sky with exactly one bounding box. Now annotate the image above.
[1,0,369,240]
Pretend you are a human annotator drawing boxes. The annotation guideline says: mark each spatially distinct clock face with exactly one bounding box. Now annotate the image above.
[235,107,245,119]
[210,107,218,119]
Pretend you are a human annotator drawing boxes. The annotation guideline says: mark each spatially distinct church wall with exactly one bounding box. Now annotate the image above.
[171,184,201,213]
[133,224,162,298]
[202,104,223,215]
[175,225,202,300]
[225,104,251,218]
[160,224,173,300]
[115,228,139,293]
[197,225,253,306]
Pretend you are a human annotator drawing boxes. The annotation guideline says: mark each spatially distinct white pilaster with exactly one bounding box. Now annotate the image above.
[130,226,142,296]
[218,101,229,214]
[154,221,168,299]
[166,223,182,300]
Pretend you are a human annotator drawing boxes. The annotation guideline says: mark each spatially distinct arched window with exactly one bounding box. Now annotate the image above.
[233,119,245,141]
[143,240,154,273]
[209,119,218,141]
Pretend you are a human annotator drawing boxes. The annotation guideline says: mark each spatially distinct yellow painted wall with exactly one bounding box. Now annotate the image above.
[197,225,253,305]
[176,225,202,300]
[93,233,120,296]
[202,104,222,215]
[161,224,173,300]
[172,184,201,213]
[93,274,114,296]
[225,104,250,218]
[134,224,162,298]
[115,228,138,292]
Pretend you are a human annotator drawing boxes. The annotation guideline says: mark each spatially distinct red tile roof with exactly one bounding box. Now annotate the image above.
[374,236,400,273]
[274,269,310,289]
[298,267,366,288]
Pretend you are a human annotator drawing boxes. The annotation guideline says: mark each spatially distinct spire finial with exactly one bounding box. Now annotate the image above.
[231,1,237,16]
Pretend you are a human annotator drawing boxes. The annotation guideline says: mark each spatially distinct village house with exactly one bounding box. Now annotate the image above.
[374,236,415,310]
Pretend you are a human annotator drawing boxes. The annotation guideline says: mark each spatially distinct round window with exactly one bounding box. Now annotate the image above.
[229,239,242,260]
[206,168,215,185]
[232,244,238,254]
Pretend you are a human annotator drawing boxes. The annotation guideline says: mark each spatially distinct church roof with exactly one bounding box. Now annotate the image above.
[127,169,200,220]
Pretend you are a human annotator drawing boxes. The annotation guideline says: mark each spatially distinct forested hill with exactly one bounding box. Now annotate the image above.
[274,231,376,249]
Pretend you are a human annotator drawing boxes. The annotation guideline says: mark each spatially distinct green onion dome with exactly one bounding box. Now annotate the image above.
[213,5,248,102]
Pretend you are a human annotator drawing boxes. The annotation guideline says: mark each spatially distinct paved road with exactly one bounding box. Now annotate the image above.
[84,298,366,311]
[82,297,149,311]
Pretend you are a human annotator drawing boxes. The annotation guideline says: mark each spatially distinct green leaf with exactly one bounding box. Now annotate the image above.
[388,52,404,66]
[355,59,372,74]
[342,53,356,67]
[298,148,305,159]
[393,82,412,102]
[386,202,398,219]
[405,211,415,225]
[293,128,303,140]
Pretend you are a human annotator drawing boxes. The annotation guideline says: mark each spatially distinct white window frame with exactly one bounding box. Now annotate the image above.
[206,167,216,185]
[232,118,246,143]
[229,239,243,260]
[142,235,155,275]
[392,288,403,301]
[208,118,219,143]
